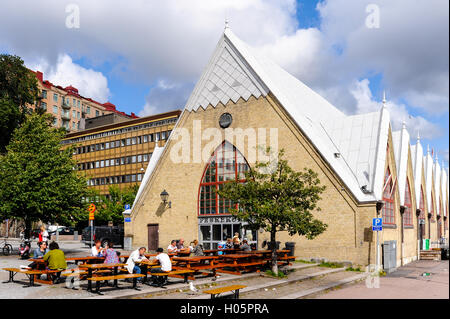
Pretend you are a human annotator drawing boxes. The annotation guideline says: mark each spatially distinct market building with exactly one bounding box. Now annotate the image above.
[124,28,449,268]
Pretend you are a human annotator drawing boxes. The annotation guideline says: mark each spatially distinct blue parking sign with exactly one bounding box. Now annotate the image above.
[372,218,383,231]
[124,204,130,210]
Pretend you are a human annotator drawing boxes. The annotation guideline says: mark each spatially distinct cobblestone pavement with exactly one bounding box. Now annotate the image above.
[314,260,449,299]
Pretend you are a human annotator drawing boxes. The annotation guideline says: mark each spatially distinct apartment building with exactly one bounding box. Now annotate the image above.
[29,70,137,131]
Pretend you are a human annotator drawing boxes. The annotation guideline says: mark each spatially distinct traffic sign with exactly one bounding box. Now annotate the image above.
[88,203,96,221]
[124,217,131,222]
[372,217,382,231]
[124,204,130,210]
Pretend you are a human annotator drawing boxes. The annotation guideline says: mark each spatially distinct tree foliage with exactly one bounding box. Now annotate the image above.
[217,149,328,273]
[79,185,139,227]
[0,54,40,153]
[0,113,89,237]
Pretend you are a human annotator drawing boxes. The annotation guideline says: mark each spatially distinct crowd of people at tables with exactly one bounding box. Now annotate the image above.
[27,232,252,285]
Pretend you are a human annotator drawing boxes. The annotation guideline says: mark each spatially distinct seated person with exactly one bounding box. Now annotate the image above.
[151,248,172,286]
[240,239,251,251]
[232,235,241,249]
[33,241,49,259]
[176,238,185,250]
[91,239,105,257]
[103,242,120,264]
[167,240,178,253]
[43,241,67,283]
[190,240,204,256]
[225,238,233,249]
[126,247,148,281]
[28,241,49,269]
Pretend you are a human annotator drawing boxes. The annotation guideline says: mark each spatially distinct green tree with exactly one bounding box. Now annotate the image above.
[0,113,89,237]
[217,149,328,274]
[83,185,139,226]
[0,54,40,153]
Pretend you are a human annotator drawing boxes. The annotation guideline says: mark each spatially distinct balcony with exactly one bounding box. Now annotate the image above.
[61,113,70,121]
[62,101,71,109]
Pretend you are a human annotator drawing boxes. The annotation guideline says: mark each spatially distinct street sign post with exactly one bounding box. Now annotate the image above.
[88,204,96,247]
[124,204,130,210]
[373,217,383,272]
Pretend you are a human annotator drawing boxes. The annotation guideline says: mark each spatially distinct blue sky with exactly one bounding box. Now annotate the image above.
[0,0,448,165]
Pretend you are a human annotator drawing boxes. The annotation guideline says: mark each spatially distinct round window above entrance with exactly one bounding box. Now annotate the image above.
[219,113,232,128]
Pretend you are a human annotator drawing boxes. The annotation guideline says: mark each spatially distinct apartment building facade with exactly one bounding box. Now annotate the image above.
[62,110,181,196]
[29,70,137,132]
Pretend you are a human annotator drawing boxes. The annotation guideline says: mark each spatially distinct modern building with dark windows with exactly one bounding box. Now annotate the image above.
[62,110,181,196]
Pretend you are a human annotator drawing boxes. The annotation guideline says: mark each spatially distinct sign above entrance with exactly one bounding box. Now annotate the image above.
[199,216,240,224]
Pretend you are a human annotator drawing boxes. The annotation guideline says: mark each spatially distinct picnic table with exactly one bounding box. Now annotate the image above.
[82,263,127,292]
[203,248,241,256]
[217,253,265,275]
[172,256,221,278]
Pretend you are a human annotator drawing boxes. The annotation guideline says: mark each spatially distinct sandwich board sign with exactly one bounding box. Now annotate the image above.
[372,218,382,231]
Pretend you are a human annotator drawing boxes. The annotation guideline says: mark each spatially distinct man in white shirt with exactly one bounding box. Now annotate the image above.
[151,248,172,286]
[125,247,148,281]
[167,240,178,253]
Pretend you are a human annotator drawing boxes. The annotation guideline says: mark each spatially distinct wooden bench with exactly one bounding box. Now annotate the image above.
[2,268,43,287]
[203,285,247,299]
[150,269,195,287]
[87,274,145,294]
[216,261,266,275]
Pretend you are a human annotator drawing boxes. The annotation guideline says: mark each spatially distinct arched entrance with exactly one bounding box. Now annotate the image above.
[197,141,257,249]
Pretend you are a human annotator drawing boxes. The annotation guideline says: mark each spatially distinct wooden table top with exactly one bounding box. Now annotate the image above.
[172,256,219,261]
[220,254,263,259]
[82,263,126,269]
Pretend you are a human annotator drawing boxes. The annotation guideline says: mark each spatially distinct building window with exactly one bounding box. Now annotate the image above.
[96,110,100,117]
[77,100,80,107]
[73,110,76,118]
[87,106,91,114]
[41,102,47,110]
[42,90,47,99]
[53,106,58,114]
[53,93,58,102]
[403,179,413,227]
[198,141,249,216]
[143,135,148,143]
[382,168,395,225]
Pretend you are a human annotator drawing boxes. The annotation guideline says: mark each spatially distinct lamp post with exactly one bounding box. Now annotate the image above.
[160,190,171,208]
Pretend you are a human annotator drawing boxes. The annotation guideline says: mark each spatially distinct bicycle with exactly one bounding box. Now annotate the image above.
[2,237,13,256]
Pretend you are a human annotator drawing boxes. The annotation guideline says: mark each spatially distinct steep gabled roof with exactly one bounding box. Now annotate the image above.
[185,29,390,203]
[410,134,424,206]
[392,123,410,205]
[424,147,434,212]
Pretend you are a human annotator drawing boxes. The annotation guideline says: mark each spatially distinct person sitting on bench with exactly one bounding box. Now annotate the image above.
[28,241,49,269]
[167,240,178,253]
[103,242,119,264]
[190,239,204,256]
[126,247,148,281]
[91,239,105,257]
[43,241,67,283]
[240,239,251,251]
[151,248,172,286]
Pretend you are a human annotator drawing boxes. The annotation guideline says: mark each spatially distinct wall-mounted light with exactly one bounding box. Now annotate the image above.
[160,189,171,208]
[334,153,341,158]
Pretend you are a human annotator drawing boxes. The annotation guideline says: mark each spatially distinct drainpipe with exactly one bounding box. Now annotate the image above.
[400,206,405,266]
[427,213,432,242]
[376,201,384,271]
[416,209,421,257]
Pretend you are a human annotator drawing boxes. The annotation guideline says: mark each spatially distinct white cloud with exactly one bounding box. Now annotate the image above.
[139,80,192,116]
[351,79,441,139]
[27,54,110,103]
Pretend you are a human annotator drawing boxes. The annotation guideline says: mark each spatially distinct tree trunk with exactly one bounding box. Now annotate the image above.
[24,218,32,240]
[270,228,278,274]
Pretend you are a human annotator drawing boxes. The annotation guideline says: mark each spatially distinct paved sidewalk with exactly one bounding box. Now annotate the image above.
[315,260,449,299]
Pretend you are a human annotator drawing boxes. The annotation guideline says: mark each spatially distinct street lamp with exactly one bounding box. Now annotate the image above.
[160,189,171,208]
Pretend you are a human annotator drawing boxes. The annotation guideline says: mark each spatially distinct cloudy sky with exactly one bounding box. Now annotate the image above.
[0,0,448,165]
